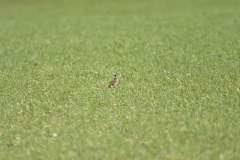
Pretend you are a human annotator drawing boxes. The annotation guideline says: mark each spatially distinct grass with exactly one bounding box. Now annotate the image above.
[0,0,240,159]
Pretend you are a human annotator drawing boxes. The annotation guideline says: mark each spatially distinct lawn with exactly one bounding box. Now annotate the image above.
[0,0,240,159]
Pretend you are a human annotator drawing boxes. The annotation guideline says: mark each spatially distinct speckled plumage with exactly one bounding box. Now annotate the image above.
[108,75,118,88]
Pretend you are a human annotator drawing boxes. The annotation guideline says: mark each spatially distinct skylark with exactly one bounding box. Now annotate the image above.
[108,75,118,88]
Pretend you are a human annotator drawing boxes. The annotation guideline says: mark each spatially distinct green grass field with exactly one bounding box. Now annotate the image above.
[0,0,240,159]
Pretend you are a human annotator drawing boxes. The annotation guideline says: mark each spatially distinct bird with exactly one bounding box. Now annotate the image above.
[108,75,118,88]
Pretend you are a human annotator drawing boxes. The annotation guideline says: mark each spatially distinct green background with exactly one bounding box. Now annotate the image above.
[0,0,240,159]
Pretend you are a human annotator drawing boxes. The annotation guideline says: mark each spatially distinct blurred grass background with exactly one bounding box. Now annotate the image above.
[0,0,240,159]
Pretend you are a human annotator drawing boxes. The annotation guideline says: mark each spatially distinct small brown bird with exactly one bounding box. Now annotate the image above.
[108,75,118,88]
